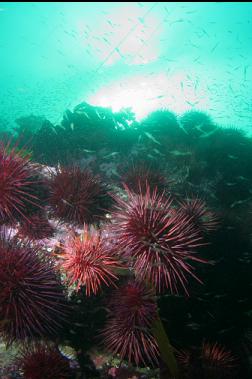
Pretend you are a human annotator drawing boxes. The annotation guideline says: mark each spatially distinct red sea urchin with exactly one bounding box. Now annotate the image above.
[108,280,158,330]
[102,280,159,365]
[121,162,170,195]
[48,166,111,225]
[178,198,219,234]
[0,142,41,224]
[111,184,208,294]
[0,229,67,343]
[61,224,121,295]
[17,344,72,379]
[201,341,237,370]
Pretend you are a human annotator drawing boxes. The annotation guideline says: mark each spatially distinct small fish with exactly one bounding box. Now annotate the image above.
[196,297,206,302]
[50,126,58,134]
[236,175,248,181]
[214,294,227,299]
[82,149,95,153]
[103,152,119,159]
[69,329,77,335]
[169,150,192,156]
[95,110,102,118]
[230,199,250,208]
[186,10,197,14]
[102,37,111,45]
[193,56,201,62]
[171,18,185,25]
[200,28,209,37]
[115,47,123,58]
[147,154,156,159]
[186,322,201,330]
[238,258,251,263]
[228,154,238,160]
[218,327,235,334]
[107,20,114,27]
[153,148,164,156]
[233,65,241,71]
[82,111,91,119]
[199,128,218,138]
[244,65,249,80]
[237,298,248,303]
[211,42,219,53]
[70,122,75,131]
[63,110,72,121]
[186,100,199,107]
[144,132,161,145]
[148,95,165,100]
[109,168,120,177]
[177,121,189,135]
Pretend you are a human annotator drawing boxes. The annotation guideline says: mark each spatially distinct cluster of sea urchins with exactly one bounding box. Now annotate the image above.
[56,180,219,369]
[176,341,237,379]
[0,141,225,375]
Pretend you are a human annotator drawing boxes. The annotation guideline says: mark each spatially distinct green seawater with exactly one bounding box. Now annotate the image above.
[0,2,251,132]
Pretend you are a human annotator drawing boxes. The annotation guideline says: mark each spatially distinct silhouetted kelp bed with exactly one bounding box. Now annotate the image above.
[0,102,251,379]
